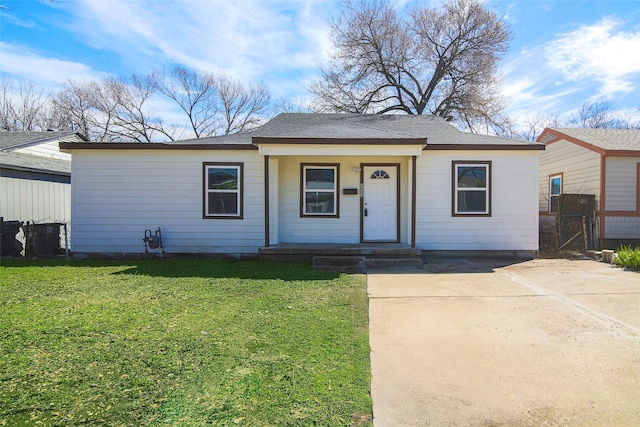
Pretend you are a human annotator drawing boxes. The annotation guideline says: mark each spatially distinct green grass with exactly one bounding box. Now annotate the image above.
[0,259,372,426]
[614,245,640,271]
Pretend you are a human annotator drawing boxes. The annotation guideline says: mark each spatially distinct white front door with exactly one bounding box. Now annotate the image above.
[362,165,398,242]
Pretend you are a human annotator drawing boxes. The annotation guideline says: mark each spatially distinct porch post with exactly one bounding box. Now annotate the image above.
[411,155,417,248]
[264,155,270,247]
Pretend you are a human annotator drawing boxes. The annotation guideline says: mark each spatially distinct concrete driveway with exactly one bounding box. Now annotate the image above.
[368,258,640,427]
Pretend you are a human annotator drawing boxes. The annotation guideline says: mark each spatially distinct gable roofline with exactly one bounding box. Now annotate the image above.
[537,128,640,156]
[537,128,606,155]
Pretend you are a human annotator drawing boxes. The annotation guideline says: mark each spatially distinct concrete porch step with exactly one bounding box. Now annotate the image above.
[366,257,424,269]
[311,256,367,273]
[311,254,424,273]
[260,243,421,263]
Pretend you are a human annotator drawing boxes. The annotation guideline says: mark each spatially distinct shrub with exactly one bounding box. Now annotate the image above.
[614,245,640,271]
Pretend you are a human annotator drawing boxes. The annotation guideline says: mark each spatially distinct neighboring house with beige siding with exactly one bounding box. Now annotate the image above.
[537,128,640,248]
[61,113,544,258]
[0,132,86,249]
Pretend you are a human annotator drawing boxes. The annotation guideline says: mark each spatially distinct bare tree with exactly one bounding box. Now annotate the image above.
[274,97,309,114]
[214,74,271,135]
[309,0,511,132]
[51,80,103,139]
[8,66,272,141]
[102,74,177,142]
[568,101,619,129]
[618,108,640,130]
[150,67,271,137]
[151,66,219,138]
[509,113,561,141]
[0,75,51,131]
[563,100,640,130]
[52,75,180,142]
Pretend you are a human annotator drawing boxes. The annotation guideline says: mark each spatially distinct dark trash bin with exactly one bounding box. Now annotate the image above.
[0,217,24,257]
[23,222,62,257]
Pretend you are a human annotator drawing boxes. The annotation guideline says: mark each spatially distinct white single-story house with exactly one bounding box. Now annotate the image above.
[537,128,640,249]
[60,113,544,258]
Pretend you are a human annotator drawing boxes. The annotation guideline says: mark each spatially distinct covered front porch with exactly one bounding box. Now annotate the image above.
[261,154,421,248]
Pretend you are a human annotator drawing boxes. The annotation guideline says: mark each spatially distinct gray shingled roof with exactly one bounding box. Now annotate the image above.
[0,151,71,175]
[550,128,640,151]
[253,113,535,146]
[0,131,87,150]
[167,131,253,145]
[59,114,540,148]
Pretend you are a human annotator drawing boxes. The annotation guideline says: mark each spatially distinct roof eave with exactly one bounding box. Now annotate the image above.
[59,142,258,151]
[0,164,71,176]
[424,143,545,151]
[603,149,640,157]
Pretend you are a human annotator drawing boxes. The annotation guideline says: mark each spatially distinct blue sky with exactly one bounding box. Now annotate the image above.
[1,0,639,127]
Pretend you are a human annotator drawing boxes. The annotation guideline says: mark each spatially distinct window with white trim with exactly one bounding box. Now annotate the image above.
[203,163,243,218]
[301,164,339,216]
[453,161,491,216]
[549,174,562,214]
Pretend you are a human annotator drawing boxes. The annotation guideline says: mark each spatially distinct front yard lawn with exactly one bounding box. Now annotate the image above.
[0,259,372,426]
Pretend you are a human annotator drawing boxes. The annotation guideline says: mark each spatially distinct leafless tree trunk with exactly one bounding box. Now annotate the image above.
[309,0,511,132]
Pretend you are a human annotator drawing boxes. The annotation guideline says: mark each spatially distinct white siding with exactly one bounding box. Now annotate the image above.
[70,150,264,254]
[605,157,639,211]
[538,140,600,212]
[416,151,539,251]
[0,176,70,223]
[14,141,72,160]
[277,155,408,243]
[70,148,541,254]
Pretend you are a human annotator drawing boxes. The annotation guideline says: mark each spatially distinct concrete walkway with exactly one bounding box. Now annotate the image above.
[368,258,640,426]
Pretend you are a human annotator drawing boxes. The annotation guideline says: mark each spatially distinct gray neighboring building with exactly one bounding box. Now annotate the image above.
[537,128,640,248]
[1,131,86,225]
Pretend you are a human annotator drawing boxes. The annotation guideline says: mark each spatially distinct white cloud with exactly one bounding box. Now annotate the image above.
[500,45,577,117]
[501,15,640,126]
[65,0,337,93]
[546,18,640,98]
[0,10,37,29]
[0,42,102,87]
